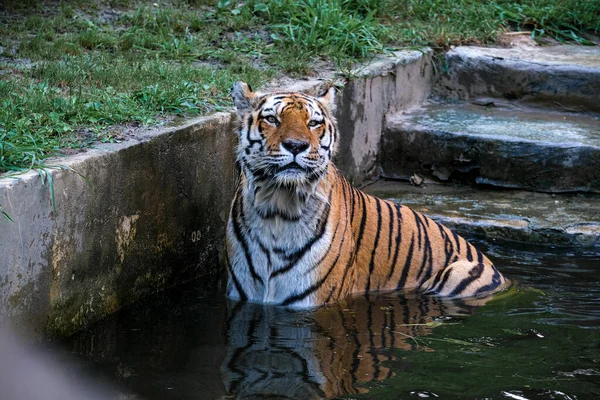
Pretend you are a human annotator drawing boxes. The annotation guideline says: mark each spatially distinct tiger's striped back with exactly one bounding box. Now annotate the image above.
[226,81,507,308]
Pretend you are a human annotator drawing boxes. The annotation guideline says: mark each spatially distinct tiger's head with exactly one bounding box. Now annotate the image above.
[231,81,337,219]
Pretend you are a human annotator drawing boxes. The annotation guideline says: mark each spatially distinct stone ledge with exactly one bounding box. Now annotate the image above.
[381,101,600,193]
[436,45,600,113]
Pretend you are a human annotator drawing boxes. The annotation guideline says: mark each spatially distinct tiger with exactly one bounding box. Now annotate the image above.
[225,81,507,308]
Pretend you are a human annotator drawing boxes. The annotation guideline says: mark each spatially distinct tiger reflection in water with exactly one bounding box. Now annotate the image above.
[220,292,491,399]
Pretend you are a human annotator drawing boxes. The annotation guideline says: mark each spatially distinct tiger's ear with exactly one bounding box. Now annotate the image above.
[317,85,336,113]
[231,81,257,116]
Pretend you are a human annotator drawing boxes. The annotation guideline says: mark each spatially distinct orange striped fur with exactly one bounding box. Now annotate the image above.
[226,82,507,307]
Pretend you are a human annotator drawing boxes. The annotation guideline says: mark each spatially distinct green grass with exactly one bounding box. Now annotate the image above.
[389,0,600,47]
[0,0,598,173]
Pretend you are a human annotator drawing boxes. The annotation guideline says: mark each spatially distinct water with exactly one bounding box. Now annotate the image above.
[59,241,600,399]
[406,103,600,146]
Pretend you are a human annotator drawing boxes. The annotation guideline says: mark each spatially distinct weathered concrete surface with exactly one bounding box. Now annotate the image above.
[365,180,600,247]
[435,46,600,112]
[0,50,433,337]
[335,50,434,184]
[381,101,600,193]
[0,114,238,336]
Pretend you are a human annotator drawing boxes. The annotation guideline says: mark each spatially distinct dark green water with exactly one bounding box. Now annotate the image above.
[62,241,600,399]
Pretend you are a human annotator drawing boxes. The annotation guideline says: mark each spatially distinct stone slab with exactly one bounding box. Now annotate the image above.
[436,45,600,112]
[364,180,600,247]
[381,101,600,193]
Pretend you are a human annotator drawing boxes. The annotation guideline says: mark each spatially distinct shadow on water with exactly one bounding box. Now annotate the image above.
[58,241,600,400]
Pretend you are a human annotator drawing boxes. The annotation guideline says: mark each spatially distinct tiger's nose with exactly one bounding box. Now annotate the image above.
[282,139,310,155]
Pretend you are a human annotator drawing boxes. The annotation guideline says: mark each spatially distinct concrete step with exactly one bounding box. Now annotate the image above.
[363,180,600,248]
[436,45,600,113]
[381,101,600,193]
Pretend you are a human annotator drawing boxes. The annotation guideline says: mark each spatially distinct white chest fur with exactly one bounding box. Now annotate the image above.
[226,183,333,306]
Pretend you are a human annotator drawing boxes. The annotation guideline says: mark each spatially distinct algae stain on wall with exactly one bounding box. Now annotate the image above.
[115,214,140,265]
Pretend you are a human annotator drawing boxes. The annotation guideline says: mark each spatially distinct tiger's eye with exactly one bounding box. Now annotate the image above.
[266,116,278,124]
[308,120,320,127]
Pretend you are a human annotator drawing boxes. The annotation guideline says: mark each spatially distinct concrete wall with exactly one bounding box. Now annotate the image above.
[1,114,238,336]
[335,50,433,184]
[0,50,433,337]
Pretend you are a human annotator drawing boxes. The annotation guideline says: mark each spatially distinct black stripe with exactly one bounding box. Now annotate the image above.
[434,221,454,268]
[276,185,338,304]
[338,186,366,297]
[271,188,333,277]
[386,204,403,281]
[349,319,361,385]
[386,202,394,260]
[224,300,244,333]
[231,193,263,286]
[466,242,473,262]
[367,301,381,380]
[337,253,355,300]
[436,221,446,238]
[448,263,485,297]
[336,183,356,298]
[247,369,269,386]
[414,212,433,283]
[245,114,262,147]
[412,210,423,250]
[424,267,445,294]
[429,265,454,294]
[281,102,296,114]
[421,293,430,316]
[438,223,454,267]
[255,97,267,109]
[315,103,327,119]
[302,198,343,276]
[270,342,327,397]
[396,233,415,289]
[422,238,433,283]
[474,266,503,295]
[225,250,248,301]
[280,242,344,306]
[452,230,462,254]
[324,285,337,303]
[225,316,259,392]
[365,197,383,292]
[354,190,369,251]
[348,179,357,225]
[305,177,351,296]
